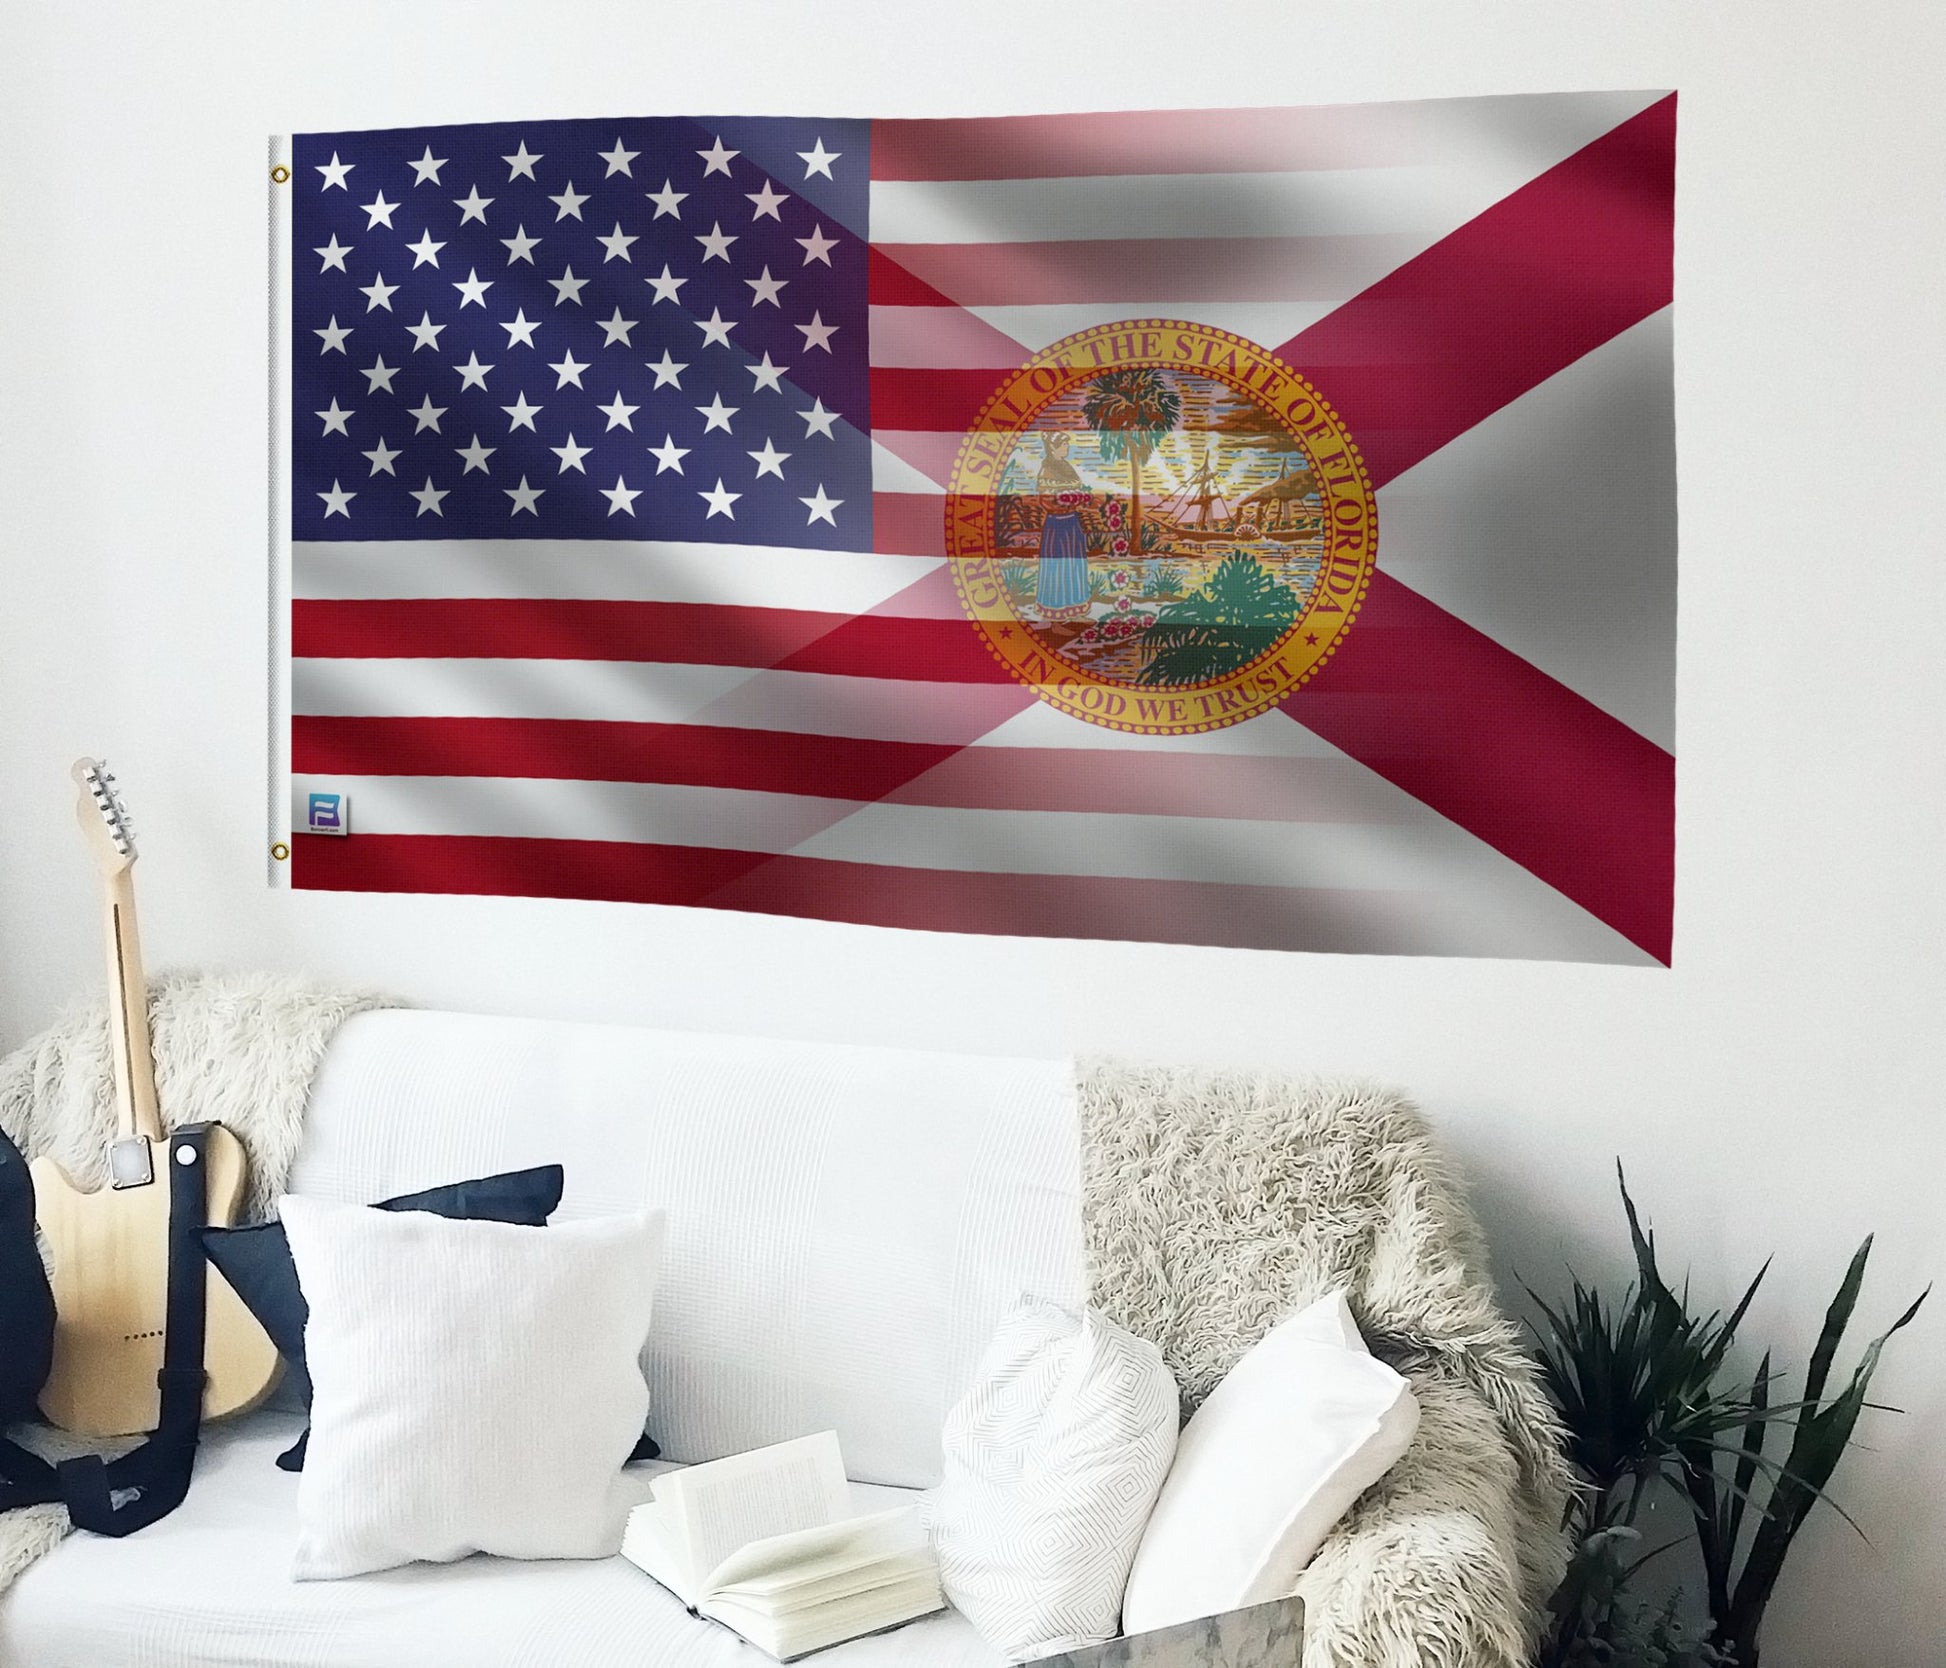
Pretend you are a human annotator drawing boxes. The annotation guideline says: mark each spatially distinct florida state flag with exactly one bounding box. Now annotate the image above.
[286,91,1676,963]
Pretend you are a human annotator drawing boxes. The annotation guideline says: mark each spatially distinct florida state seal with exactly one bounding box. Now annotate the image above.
[944,319,1377,736]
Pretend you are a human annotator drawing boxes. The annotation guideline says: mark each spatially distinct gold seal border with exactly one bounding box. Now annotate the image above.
[942,318,1377,736]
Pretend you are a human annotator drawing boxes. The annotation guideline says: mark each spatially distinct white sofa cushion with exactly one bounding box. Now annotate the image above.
[931,1300,1178,1660]
[288,1012,1085,1489]
[1119,1290,1421,1634]
[283,1196,664,1580]
[0,1411,1004,1668]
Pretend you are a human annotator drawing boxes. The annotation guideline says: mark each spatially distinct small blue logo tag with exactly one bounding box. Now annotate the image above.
[306,792,348,836]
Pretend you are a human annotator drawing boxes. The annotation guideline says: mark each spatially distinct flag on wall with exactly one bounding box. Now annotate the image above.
[286,92,1676,963]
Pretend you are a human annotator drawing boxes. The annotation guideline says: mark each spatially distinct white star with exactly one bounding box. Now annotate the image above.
[549,265,589,306]
[501,392,542,431]
[360,191,398,229]
[799,397,839,439]
[499,308,541,348]
[696,136,739,177]
[548,350,589,389]
[314,315,351,354]
[454,185,494,225]
[698,477,741,519]
[549,181,588,221]
[646,350,687,388]
[797,138,840,179]
[645,264,687,305]
[596,307,637,347]
[649,434,690,473]
[406,229,445,268]
[359,272,398,311]
[455,351,494,391]
[408,394,446,433]
[452,268,492,307]
[795,311,839,353]
[598,138,640,177]
[550,433,591,474]
[361,438,399,475]
[745,266,788,308]
[800,484,842,525]
[747,352,786,393]
[505,475,544,515]
[501,224,541,264]
[317,478,354,516]
[315,152,353,191]
[360,354,399,394]
[597,222,638,263]
[315,398,353,436]
[746,179,788,220]
[410,476,449,517]
[314,235,352,273]
[503,142,542,181]
[408,146,446,186]
[454,434,496,474]
[405,311,445,351]
[646,179,687,219]
[796,223,837,266]
[695,221,737,263]
[748,438,791,479]
[598,392,639,430]
[601,475,642,516]
[695,308,736,349]
[696,392,738,433]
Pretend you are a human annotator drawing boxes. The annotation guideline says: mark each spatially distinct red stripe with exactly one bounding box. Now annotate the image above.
[292,598,1012,684]
[872,492,946,556]
[873,235,1418,309]
[293,714,1409,823]
[292,833,1434,956]
[871,105,1426,182]
[868,246,959,307]
[871,368,1012,435]
[1278,93,1676,490]
[1283,573,1673,963]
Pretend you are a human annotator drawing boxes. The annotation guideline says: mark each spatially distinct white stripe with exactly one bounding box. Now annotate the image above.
[287,769,1647,963]
[868,94,1660,247]
[921,302,1342,359]
[293,659,1020,742]
[294,539,933,610]
[869,306,1025,369]
[870,440,943,496]
[1374,308,1675,750]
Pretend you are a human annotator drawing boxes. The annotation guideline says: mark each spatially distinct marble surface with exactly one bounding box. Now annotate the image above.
[1036,1597,1304,1667]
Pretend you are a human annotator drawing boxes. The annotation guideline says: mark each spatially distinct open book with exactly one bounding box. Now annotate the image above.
[620,1431,945,1661]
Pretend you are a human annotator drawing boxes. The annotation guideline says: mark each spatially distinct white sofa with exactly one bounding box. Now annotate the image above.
[2,1009,1087,1667]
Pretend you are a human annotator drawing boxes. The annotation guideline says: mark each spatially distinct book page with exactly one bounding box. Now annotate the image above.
[657,1431,851,1583]
[706,1506,920,1599]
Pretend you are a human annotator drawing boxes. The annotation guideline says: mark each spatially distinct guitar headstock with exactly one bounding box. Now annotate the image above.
[72,757,137,875]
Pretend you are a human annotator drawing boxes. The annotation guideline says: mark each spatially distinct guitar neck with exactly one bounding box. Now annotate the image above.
[100,867,161,1146]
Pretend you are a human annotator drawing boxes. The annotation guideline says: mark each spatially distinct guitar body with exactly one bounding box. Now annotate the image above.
[32,1126,281,1437]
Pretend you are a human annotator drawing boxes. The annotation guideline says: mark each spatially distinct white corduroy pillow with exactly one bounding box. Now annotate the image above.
[281,1194,665,1581]
[931,1299,1178,1660]
[1119,1289,1421,1634]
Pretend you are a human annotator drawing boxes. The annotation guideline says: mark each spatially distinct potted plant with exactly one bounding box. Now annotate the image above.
[1529,1168,1926,1668]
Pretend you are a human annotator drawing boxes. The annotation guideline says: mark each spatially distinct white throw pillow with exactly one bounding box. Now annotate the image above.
[1119,1289,1420,1635]
[281,1194,665,1580]
[932,1299,1178,1660]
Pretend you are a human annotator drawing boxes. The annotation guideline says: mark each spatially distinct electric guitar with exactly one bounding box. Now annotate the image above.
[31,759,281,1437]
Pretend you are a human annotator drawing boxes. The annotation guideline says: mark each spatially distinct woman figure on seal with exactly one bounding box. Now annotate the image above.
[1033,432,1091,621]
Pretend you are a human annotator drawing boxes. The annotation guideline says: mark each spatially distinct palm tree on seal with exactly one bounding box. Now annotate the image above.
[1081,367,1180,553]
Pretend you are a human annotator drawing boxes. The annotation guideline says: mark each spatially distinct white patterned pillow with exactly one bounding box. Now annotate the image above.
[932,1299,1178,1659]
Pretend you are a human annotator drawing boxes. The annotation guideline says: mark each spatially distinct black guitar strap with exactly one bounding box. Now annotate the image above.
[50,1123,214,1536]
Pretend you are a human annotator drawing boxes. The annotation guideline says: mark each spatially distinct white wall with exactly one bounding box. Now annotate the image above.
[3,2,1942,1660]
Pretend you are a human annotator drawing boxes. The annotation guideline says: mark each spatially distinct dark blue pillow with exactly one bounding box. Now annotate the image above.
[207,1165,611,1471]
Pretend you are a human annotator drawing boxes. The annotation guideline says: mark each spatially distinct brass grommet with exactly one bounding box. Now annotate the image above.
[270,163,292,185]
[271,841,291,861]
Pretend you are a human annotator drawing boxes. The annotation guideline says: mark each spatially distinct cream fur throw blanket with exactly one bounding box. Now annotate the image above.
[0,971,390,1591]
[1079,1060,1574,1668]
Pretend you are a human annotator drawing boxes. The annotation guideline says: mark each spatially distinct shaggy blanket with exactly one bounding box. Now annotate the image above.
[1078,1059,1574,1668]
[0,971,390,1591]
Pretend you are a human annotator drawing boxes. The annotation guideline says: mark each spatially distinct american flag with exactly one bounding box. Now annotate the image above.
[288,94,1675,963]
